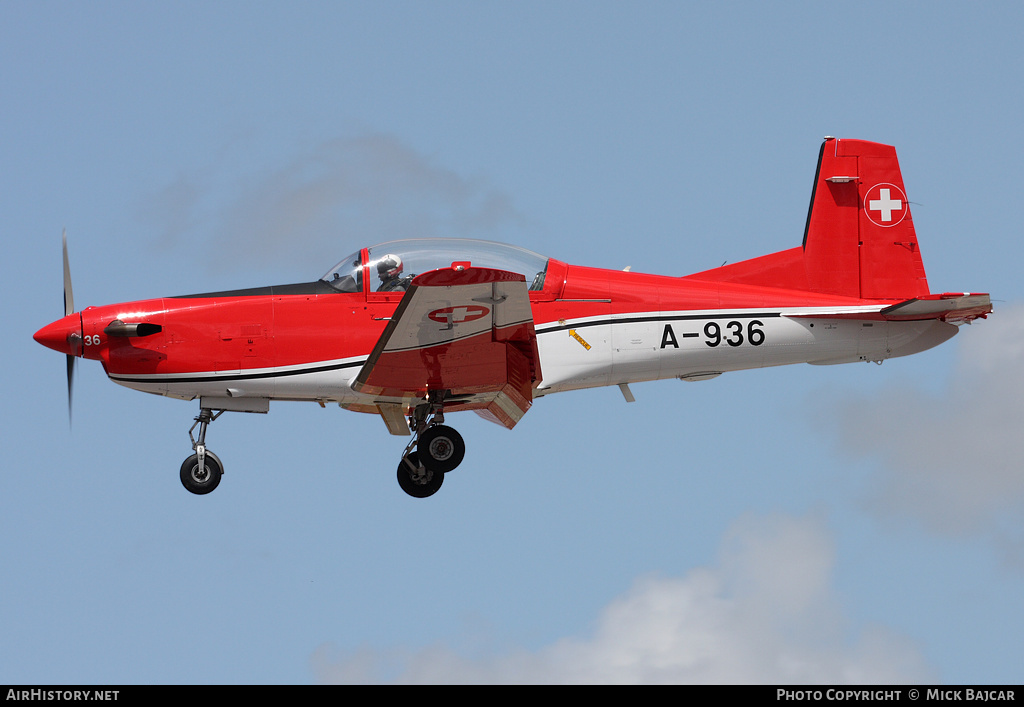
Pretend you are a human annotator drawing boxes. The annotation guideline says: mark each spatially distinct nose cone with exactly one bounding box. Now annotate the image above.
[34,313,82,355]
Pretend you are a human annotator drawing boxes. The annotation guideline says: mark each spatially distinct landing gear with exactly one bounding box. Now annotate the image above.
[181,408,224,495]
[418,425,465,473]
[180,451,223,494]
[396,452,444,498]
[396,393,467,498]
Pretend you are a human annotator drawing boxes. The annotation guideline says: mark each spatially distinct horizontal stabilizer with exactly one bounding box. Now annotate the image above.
[880,293,992,322]
[786,292,992,323]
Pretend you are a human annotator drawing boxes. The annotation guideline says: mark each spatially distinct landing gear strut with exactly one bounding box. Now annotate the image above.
[180,408,224,495]
[396,392,466,498]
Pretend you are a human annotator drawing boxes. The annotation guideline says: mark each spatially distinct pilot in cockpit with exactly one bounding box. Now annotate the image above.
[376,254,413,292]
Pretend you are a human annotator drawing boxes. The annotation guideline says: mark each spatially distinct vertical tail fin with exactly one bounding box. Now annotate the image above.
[686,137,930,300]
[803,137,929,299]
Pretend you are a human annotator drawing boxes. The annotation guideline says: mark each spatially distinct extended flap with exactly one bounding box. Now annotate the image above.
[353,266,541,416]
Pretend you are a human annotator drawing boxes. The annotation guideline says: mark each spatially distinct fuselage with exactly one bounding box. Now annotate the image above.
[36,256,957,412]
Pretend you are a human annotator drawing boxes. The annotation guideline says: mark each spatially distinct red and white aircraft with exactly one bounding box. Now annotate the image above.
[35,138,992,498]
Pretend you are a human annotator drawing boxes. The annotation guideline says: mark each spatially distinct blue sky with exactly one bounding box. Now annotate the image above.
[3,2,1023,684]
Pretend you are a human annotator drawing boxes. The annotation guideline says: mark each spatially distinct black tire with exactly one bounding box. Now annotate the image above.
[417,425,465,473]
[397,452,444,498]
[180,453,223,495]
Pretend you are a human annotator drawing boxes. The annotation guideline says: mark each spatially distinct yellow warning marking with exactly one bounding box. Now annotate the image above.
[569,328,591,351]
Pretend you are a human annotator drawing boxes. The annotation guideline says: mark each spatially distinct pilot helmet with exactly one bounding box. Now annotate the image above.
[377,254,403,280]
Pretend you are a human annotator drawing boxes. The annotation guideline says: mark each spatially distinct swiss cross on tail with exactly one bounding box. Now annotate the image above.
[353,265,540,432]
[865,183,908,227]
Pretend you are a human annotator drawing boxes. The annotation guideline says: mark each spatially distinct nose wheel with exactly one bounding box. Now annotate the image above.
[180,451,223,495]
[181,408,225,495]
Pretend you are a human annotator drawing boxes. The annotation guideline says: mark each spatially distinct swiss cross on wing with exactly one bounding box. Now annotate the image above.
[864,183,908,227]
[428,305,490,330]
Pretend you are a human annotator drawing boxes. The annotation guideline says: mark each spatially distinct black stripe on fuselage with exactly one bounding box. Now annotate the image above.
[117,312,782,384]
[535,311,782,335]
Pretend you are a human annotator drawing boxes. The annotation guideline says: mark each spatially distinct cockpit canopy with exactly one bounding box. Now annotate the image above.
[321,239,550,294]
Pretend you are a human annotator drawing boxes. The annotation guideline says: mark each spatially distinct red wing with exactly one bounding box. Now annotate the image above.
[353,266,540,430]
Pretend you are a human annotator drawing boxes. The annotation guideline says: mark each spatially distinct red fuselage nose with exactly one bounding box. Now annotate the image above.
[33,313,83,355]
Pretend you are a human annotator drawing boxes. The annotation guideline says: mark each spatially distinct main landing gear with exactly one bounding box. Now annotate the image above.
[175,397,467,498]
[396,394,466,498]
[180,408,224,495]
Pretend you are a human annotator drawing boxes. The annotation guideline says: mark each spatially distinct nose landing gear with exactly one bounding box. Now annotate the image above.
[180,408,224,495]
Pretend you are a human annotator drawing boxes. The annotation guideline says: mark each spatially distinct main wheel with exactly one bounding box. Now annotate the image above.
[417,425,465,473]
[397,452,444,498]
[180,452,223,495]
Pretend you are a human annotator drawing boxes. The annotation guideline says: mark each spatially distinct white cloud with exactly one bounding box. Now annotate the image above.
[138,134,526,272]
[832,305,1024,539]
[311,514,931,684]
